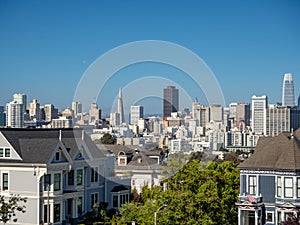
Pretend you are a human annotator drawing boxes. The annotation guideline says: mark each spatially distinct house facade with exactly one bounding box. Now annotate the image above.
[236,129,300,225]
[0,128,129,225]
[98,145,165,194]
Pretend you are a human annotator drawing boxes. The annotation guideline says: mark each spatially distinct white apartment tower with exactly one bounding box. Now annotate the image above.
[6,101,24,128]
[251,95,268,135]
[282,73,295,107]
[29,99,40,120]
[13,93,27,112]
[72,101,82,118]
[110,112,120,126]
[130,105,144,125]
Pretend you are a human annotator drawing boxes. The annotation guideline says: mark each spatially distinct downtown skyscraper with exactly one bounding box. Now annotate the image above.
[163,86,179,119]
[251,95,268,135]
[282,73,296,107]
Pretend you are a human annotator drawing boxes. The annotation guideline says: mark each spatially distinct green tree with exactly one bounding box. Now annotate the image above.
[0,195,27,224]
[100,133,115,145]
[114,160,240,225]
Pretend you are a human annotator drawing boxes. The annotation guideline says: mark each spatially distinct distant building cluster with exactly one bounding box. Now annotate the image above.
[0,73,300,157]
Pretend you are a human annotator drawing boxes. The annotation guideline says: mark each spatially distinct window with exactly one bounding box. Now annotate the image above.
[44,174,51,191]
[54,204,61,223]
[55,151,60,161]
[113,195,118,208]
[112,193,129,208]
[77,197,83,215]
[284,177,293,198]
[4,148,10,157]
[44,205,50,223]
[277,212,282,225]
[2,173,8,190]
[277,177,282,197]
[76,169,83,185]
[91,167,98,183]
[249,175,257,195]
[266,211,274,223]
[68,170,74,186]
[0,148,10,158]
[54,173,61,191]
[91,193,98,209]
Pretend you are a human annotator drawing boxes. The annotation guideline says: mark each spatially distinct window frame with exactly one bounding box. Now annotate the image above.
[297,177,300,198]
[248,175,257,195]
[76,169,83,186]
[53,203,61,223]
[77,196,83,216]
[2,172,9,191]
[68,170,74,186]
[90,193,98,209]
[266,211,274,223]
[284,177,293,198]
[54,173,61,191]
[277,176,282,197]
[0,147,11,158]
[91,167,98,183]
[44,174,51,191]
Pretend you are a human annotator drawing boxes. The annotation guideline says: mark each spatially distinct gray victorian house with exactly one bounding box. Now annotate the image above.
[236,129,300,225]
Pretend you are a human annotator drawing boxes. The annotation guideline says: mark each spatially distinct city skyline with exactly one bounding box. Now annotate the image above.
[1,1,300,114]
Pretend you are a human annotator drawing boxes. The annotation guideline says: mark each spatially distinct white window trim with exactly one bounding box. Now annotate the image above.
[284,177,293,198]
[53,173,62,192]
[76,168,84,186]
[0,147,11,158]
[76,196,84,217]
[1,171,9,191]
[90,192,99,210]
[266,211,274,223]
[91,167,98,183]
[247,174,258,196]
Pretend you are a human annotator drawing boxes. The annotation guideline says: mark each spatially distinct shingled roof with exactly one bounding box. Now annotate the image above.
[0,128,104,164]
[238,128,300,171]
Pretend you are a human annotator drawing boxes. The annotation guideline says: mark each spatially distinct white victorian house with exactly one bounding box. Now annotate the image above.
[0,128,130,225]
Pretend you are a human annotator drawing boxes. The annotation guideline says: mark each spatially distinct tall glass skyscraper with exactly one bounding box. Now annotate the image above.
[282,73,296,107]
[163,86,179,119]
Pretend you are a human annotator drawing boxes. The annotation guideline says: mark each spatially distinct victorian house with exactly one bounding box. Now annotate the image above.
[0,128,129,225]
[236,129,300,225]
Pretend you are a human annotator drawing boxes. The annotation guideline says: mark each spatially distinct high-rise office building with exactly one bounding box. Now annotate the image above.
[44,104,58,122]
[251,95,268,135]
[163,86,179,119]
[209,105,223,122]
[29,99,40,121]
[6,101,24,128]
[130,105,144,125]
[236,103,250,126]
[191,102,209,127]
[72,101,82,118]
[282,73,295,107]
[13,93,27,112]
[117,88,125,124]
[89,102,101,123]
[110,112,120,126]
[266,105,300,136]
[298,94,300,110]
[229,103,237,120]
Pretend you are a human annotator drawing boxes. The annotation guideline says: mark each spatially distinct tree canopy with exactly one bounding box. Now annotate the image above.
[99,133,116,145]
[0,195,27,224]
[113,160,240,225]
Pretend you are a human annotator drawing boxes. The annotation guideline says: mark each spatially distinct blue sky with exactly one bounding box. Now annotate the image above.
[0,0,300,115]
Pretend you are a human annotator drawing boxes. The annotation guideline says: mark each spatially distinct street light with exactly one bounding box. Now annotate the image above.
[154,204,167,225]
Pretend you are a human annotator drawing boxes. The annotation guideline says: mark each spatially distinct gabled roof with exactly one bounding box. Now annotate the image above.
[239,128,300,171]
[0,128,105,164]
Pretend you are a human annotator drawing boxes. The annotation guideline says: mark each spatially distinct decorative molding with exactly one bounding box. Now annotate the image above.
[240,169,296,176]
